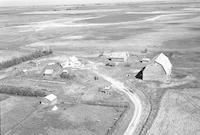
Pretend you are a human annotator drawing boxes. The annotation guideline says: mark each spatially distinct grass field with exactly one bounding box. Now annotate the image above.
[7,103,125,135]
[147,90,200,135]
[0,95,39,134]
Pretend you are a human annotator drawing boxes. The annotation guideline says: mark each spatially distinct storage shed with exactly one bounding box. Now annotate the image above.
[106,52,129,62]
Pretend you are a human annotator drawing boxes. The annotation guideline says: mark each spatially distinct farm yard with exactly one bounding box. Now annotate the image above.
[0,54,131,135]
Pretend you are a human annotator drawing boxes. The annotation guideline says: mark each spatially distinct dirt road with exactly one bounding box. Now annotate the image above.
[93,70,142,135]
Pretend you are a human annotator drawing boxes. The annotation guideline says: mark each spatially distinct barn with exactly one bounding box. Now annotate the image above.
[135,53,172,82]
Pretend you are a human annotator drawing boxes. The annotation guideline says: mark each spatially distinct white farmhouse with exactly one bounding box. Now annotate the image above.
[41,94,57,105]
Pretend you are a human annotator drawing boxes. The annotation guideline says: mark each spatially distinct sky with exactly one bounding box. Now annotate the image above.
[0,0,194,7]
[0,0,134,7]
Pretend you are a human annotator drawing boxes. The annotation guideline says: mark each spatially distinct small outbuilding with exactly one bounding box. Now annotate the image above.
[60,69,69,78]
[105,62,116,67]
[98,86,111,95]
[62,69,69,74]
[27,61,37,67]
[135,53,172,82]
[41,94,57,105]
[43,69,54,76]
[104,86,111,90]
[140,58,150,63]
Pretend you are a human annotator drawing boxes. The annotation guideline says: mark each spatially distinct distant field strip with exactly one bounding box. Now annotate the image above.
[21,9,123,15]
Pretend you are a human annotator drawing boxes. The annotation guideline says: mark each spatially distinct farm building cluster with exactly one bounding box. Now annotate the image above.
[43,56,84,77]
[16,56,85,80]
[12,52,172,109]
[20,52,173,83]
[100,51,172,82]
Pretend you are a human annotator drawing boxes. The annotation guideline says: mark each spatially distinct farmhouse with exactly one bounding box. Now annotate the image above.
[41,94,57,105]
[43,62,62,76]
[45,62,62,71]
[61,56,82,68]
[135,53,172,82]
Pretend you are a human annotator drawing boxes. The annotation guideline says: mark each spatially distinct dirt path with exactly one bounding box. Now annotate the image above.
[92,70,142,135]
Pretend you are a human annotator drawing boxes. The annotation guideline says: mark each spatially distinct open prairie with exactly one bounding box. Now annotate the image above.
[0,2,199,53]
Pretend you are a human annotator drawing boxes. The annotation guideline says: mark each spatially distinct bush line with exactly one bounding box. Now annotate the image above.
[0,85,47,97]
[0,50,52,70]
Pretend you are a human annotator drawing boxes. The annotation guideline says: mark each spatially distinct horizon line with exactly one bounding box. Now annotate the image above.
[0,0,197,8]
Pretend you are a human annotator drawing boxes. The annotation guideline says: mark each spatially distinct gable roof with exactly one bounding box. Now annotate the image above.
[61,56,82,68]
[44,94,57,101]
[153,53,172,75]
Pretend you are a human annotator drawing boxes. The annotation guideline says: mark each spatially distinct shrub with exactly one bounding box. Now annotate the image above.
[94,76,99,80]
[60,72,75,80]
[105,62,115,67]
